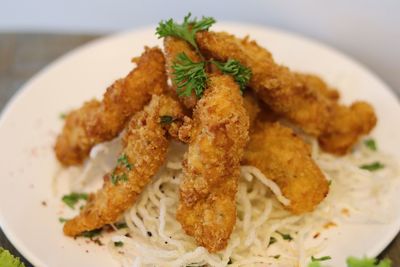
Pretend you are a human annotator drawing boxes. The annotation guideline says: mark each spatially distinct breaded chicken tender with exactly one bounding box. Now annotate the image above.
[196,31,377,154]
[63,95,184,236]
[243,121,329,214]
[55,47,167,166]
[164,37,202,109]
[176,75,249,252]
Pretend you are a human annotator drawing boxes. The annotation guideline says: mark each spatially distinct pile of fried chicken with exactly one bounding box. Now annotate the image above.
[54,15,376,253]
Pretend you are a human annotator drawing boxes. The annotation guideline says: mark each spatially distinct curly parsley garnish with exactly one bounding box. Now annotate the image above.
[213,59,252,92]
[156,12,215,52]
[62,192,88,209]
[0,247,25,267]
[111,172,128,185]
[360,161,384,171]
[117,154,133,171]
[364,138,377,151]
[172,52,207,97]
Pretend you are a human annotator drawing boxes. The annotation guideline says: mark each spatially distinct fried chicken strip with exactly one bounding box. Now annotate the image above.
[63,95,184,236]
[243,121,329,214]
[196,31,376,154]
[176,75,249,252]
[163,37,202,109]
[55,47,167,166]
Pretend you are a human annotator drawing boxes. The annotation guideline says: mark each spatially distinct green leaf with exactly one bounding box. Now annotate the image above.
[81,228,102,238]
[117,153,133,170]
[160,115,175,125]
[360,162,384,171]
[308,262,323,267]
[58,217,69,223]
[61,192,88,209]
[172,52,207,97]
[59,113,67,119]
[311,255,332,262]
[213,59,252,92]
[276,231,293,241]
[268,236,277,246]
[0,247,25,267]
[115,222,128,229]
[347,257,391,267]
[156,13,216,51]
[364,139,377,151]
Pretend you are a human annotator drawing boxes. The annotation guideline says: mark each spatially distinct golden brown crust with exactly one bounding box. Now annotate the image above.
[55,47,168,166]
[176,75,249,252]
[63,95,184,236]
[196,31,377,154]
[318,101,377,154]
[243,121,329,214]
[164,37,201,109]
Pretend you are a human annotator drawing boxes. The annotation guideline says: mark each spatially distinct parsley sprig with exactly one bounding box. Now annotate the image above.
[156,13,215,52]
[172,52,207,97]
[213,59,252,92]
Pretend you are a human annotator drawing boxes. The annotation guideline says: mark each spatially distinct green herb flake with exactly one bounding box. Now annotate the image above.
[311,255,332,262]
[111,172,128,185]
[228,258,233,264]
[156,13,216,51]
[58,217,69,223]
[59,113,67,119]
[364,138,377,151]
[271,255,281,259]
[160,115,175,125]
[61,192,88,209]
[81,228,102,238]
[114,241,124,247]
[360,161,384,171]
[276,231,293,241]
[268,236,277,246]
[213,59,252,92]
[117,154,133,170]
[0,247,26,267]
[347,256,391,267]
[172,52,207,97]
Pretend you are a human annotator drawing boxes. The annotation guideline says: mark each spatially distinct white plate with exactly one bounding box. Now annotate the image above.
[0,22,399,267]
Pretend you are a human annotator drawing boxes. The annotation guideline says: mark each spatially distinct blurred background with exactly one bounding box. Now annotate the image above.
[0,0,399,266]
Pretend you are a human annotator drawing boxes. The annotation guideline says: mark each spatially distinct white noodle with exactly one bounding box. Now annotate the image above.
[56,139,400,267]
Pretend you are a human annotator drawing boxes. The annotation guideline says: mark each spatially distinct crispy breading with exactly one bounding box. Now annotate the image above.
[176,75,249,252]
[294,72,340,101]
[243,121,329,214]
[55,47,168,166]
[164,37,201,109]
[318,102,377,154]
[63,95,184,236]
[243,92,261,129]
[196,31,377,154]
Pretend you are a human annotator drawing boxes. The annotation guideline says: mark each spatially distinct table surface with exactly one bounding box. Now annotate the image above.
[0,33,399,266]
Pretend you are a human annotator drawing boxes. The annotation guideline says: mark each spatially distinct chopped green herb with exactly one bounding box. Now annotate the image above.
[271,255,281,259]
[114,241,124,247]
[364,138,377,151]
[0,247,25,267]
[312,255,331,262]
[276,231,293,241]
[228,258,233,264]
[62,192,88,209]
[115,222,128,229]
[308,262,322,267]
[117,154,132,170]
[160,115,175,125]
[268,236,277,246]
[58,217,69,223]
[213,59,252,92]
[59,113,67,119]
[360,161,384,171]
[156,13,216,52]
[111,172,128,185]
[172,52,207,97]
[347,257,391,267]
[328,180,332,186]
[81,228,102,238]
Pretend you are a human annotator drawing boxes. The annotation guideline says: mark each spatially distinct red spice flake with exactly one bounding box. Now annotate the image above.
[323,221,337,229]
[313,232,320,239]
